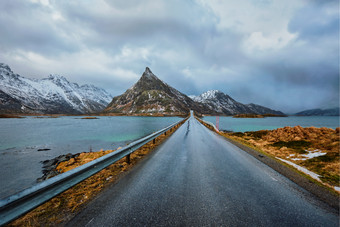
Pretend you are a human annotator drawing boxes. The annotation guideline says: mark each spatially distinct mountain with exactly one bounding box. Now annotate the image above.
[0,63,112,114]
[104,68,283,116]
[295,108,339,116]
[104,67,211,115]
[190,90,284,115]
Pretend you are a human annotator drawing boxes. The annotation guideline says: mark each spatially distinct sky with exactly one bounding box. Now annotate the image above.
[0,0,339,113]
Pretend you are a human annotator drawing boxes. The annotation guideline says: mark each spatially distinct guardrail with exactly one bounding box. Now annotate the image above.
[0,118,187,226]
[199,118,219,132]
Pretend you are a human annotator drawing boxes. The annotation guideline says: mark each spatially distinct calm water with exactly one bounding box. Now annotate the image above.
[0,116,181,198]
[203,116,340,132]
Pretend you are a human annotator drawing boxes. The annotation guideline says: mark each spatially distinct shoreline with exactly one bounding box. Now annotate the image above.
[3,112,338,118]
[0,113,188,118]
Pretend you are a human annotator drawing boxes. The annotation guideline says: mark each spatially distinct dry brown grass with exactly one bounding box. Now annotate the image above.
[80,117,98,119]
[8,119,186,227]
[0,114,24,118]
[221,126,340,188]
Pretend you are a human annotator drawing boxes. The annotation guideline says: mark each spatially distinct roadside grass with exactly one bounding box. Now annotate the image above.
[227,128,339,188]
[270,140,311,154]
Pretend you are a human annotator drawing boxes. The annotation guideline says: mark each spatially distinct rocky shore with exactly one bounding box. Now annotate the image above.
[37,153,80,182]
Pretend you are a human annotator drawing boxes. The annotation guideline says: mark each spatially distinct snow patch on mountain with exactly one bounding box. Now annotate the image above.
[193,90,284,115]
[104,67,210,115]
[0,63,112,114]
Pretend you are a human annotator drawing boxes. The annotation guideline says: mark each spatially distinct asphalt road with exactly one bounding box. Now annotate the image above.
[67,113,339,227]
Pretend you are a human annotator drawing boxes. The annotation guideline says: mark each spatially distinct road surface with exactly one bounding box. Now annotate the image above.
[67,113,338,226]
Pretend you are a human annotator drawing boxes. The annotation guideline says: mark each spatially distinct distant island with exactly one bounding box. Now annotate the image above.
[295,108,339,116]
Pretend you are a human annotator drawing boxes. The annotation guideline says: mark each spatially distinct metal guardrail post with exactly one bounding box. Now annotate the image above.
[0,118,187,226]
[126,154,131,164]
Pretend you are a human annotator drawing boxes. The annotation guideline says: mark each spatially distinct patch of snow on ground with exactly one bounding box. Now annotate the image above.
[302,149,327,159]
[334,186,340,192]
[289,149,327,161]
[276,158,321,182]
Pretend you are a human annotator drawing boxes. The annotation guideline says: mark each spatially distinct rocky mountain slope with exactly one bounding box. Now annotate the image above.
[104,68,283,116]
[295,108,339,116]
[190,90,284,115]
[0,63,112,114]
[103,67,212,115]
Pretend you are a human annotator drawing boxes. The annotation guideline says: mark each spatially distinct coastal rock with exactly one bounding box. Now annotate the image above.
[37,153,80,182]
[37,148,51,151]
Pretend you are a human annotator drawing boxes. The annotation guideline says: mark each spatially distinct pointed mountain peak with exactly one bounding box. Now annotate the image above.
[200,90,223,99]
[48,74,68,81]
[130,67,168,93]
[141,67,158,81]
[0,63,13,73]
[145,67,152,74]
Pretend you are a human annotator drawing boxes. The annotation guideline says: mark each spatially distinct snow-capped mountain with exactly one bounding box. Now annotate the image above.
[0,63,112,114]
[104,68,282,116]
[104,67,212,115]
[190,90,283,115]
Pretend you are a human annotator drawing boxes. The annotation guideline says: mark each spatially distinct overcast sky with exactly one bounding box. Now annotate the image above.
[0,0,338,113]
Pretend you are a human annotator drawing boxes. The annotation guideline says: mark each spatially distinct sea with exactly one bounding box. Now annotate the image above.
[203,116,340,132]
[0,116,181,199]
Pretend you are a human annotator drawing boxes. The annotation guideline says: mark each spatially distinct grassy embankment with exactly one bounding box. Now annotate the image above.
[8,118,187,227]
[196,117,340,192]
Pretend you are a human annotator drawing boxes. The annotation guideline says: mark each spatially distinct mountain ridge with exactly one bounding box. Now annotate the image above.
[0,63,112,114]
[0,64,285,116]
[189,90,284,115]
[104,68,283,116]
[104,67,212,115]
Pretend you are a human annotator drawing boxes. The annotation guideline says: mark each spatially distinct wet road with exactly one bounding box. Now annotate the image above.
[67,113,338,226]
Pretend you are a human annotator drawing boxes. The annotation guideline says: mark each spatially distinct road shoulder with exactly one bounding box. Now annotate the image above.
[197,117,339,213]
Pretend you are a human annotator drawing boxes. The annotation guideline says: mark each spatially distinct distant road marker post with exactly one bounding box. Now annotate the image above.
[216,116,219,131]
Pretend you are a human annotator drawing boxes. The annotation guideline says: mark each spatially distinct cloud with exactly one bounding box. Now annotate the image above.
[0,0,338,113]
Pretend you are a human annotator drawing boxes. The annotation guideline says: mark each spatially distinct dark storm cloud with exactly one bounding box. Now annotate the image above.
[216,0,339,112]
[263,0,339,110]
[0,0,338,113]
[289,11,338,40]
[0,0,80,56]
[54,0,217,49]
